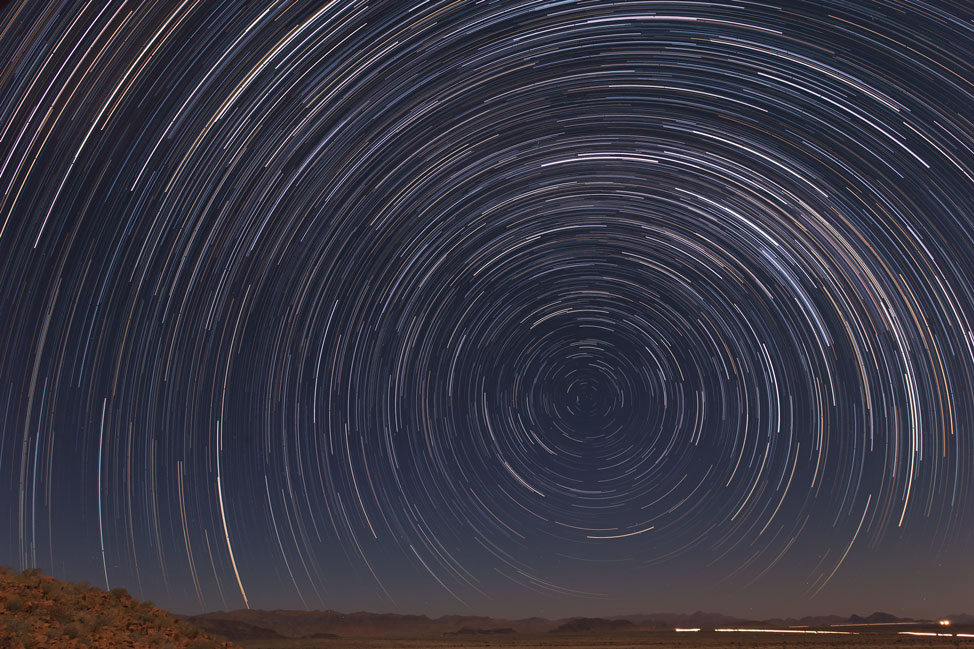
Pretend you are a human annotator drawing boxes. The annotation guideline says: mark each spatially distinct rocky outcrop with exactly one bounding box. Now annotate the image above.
[0,566,234,649]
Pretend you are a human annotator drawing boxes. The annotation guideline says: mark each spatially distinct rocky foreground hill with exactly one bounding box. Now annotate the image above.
[0,566,235,649]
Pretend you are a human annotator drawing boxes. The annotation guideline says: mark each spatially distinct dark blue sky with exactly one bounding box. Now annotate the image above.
[0,0,972,618]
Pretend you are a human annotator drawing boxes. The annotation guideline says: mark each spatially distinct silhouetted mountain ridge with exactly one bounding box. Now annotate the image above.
[610,610,740,627]
[551,618,633,633]
[849,611,902,624]
[187,607,936,640]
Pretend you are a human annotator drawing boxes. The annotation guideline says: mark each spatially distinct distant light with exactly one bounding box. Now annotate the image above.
[939,619,952,626]
[674,628,700,632]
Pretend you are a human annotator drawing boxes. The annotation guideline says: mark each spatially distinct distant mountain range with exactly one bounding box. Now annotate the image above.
[186,609,552,638]
[609,611,742,628]
[185,608,967,641]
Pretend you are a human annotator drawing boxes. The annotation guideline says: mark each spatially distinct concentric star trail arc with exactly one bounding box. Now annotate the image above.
[0,0,972,619]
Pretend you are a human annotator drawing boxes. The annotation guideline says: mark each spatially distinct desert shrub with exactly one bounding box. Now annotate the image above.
[20,567,43,586]
[51,604,75,624]
[1,613,31,635]
[45,624,67,638]
[41,579,67,600]
[76,580,100,595]
[20,636,43,649]
[181,621,202,638]
[1,616,35,648]
[91,612,115,631]
[4,597,25,612]
[110,586,131,600]
[187,639,220,649]
[62,621,84,638]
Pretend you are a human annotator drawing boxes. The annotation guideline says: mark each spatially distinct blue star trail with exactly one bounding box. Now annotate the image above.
[0,0,972,619]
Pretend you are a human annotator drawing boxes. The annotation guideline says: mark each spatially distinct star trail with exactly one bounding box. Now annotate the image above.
[1,0,973,619]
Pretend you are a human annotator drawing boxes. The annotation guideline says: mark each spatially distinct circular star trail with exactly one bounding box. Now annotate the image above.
[1,0,972,616]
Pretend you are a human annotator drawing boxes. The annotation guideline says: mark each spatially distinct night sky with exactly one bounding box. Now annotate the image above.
[1,0,973,620]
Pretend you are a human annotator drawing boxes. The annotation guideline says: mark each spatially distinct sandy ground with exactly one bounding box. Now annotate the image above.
[230,630,974,649]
